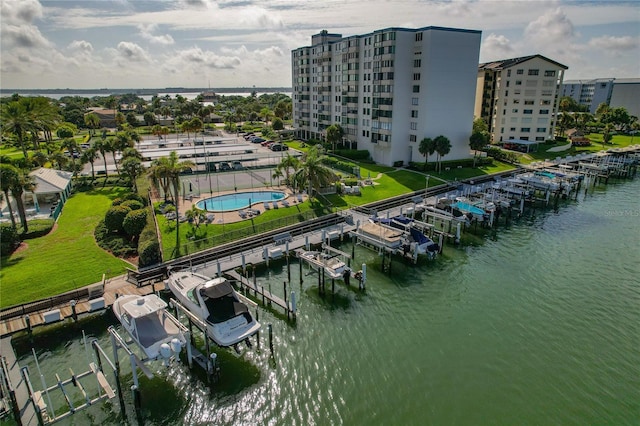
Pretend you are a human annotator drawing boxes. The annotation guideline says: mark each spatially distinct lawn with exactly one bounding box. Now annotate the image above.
[159,198,331,259]
[511,133,639,164]
[0,187,131,308]
[325,160,515,209]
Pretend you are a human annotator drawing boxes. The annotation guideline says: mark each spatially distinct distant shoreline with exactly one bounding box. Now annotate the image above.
[0,87,292,96]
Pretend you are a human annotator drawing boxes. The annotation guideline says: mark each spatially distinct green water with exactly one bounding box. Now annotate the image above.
[15,178,640,425]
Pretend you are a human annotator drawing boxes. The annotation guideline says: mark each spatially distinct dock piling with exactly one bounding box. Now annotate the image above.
[268,323,273,354]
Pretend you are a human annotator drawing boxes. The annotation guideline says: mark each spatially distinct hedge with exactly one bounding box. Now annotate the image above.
[409,157,494,171]
[1,225,19,256]
[333,149,371,161]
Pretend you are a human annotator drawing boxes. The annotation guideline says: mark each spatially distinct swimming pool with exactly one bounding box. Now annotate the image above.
[196,191,286,212]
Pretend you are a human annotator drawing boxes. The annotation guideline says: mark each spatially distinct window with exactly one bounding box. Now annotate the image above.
[411,110,418,118]
[524,100,534,105]
[409,134,417,142]
[412,85,420,93]
[415,32,423,42]
[521,127,530,132]
[523,109,533,114]
[413,73,421,81]
[501,127,504,133]
[536,136,545,141]
[512,109,519,113]
[412,97,419,105]
[544,70,555,77]
[536,127,547,133]
[513,99,520,104]
[510,127,516,131]
[506,80,510,87]
[507,70,511,77]
[515,80,522,86]
[539,109,549,114]
[517,69,524,75]
[414,59,421,67]
[410,122,417,130]
[528,69,539,76]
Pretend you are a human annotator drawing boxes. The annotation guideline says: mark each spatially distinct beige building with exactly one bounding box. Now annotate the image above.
[475,54,567,143]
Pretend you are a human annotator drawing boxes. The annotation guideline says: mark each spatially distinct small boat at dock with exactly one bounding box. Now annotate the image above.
[112,294,186,362]
[166,271,261,347]
[298,250,351,280]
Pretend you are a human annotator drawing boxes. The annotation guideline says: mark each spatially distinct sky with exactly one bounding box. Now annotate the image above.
[1,0,638,89]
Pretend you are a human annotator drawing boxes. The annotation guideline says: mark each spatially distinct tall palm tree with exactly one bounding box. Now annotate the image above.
[277,154,301,187]
[418,137,436,172]
[22,97,60,149]
[120,157,145,192]
[84,112,100,135]
[0,164,19,229]
[10,169,36,232]
[93,139,109,177]
[1,101,30,158]
[434,135,451,173]
[81,147,100,180]
[292,145,338,200]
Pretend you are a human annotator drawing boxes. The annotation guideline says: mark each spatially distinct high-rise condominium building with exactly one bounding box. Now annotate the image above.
[475,55,567,143]
[562,78,640,118]
[291,27,481,167]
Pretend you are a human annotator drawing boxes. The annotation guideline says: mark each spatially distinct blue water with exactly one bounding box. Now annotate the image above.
[196,191,285,212]
[453,201,485,216]
[535,171,557,179]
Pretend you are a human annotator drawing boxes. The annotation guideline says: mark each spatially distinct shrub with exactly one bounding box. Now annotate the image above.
[95,219,137,256]
[334,149,371,161]
[120,199,144,211]
[124,193,147,206]
[0,225,19,256]
[138,239,162,267]
[343,178,358,187]
[104,205,131,233]
[112,198,123,206]
[123,209,147,237]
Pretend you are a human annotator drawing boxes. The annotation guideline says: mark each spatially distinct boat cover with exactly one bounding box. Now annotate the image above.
[200,280,234,299]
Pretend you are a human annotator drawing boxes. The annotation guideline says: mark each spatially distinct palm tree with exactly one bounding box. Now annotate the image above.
[10,168,36,232]
[434,135,451,173]
[1,101,30,158]
[84,112,100,135]
[81,147,100,180]
[0,164,19,229]
[602,123,613,149]
[22,97,60,149]
[418,137,436,172]
[326,124,344,152]
[30,151,49,168]
[260,107,273,124]
[120,157,145,192]
[272,167,284,186]
[93,139,109,177]
[277,154,301,188]
[292,145,338,200]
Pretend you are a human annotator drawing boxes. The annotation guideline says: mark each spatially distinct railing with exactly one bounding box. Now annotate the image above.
[1,288,91,321]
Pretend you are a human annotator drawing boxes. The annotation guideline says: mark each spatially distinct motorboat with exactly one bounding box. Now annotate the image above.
[298,250,350,280]
[372,215,440,257]
[165,271,260,347]
[112,294,186,362]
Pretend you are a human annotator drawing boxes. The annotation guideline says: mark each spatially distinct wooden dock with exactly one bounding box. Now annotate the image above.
[0,336,39,426]
[225,270,293,316]
[0,281,157,336]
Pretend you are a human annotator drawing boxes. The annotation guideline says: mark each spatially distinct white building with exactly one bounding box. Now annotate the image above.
[475,55,567,143]
[561,78,615,114]
[291,27,482,167]
[609,78,640,119]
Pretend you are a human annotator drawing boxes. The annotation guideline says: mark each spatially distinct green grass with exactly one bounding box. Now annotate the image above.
[159,199,330,258]
[515,133,639,163]
[0,188,131,308]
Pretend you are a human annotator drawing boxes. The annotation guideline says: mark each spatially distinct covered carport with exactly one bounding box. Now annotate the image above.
[502,139,539,153]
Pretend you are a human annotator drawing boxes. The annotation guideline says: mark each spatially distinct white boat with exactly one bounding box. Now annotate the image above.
[112,294,186,361]
[298,250,350,280]
[166,271,260,347]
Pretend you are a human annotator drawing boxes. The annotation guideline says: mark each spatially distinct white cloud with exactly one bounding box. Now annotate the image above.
[524,8,575,47]
[68,40,93,54]
[2,24,51,49]
[1,0,43,24]
[588,35,639,52]
[115,41,150,62]
[170,46,241,69]
[138,24,175,45]
[481,33,514,60]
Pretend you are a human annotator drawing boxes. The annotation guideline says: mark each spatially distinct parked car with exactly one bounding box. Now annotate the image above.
[260,140,273,147]
[232,161,243,170]
[270,143,289,152]
[80,143,90,149]
[243,133,256,140]
[219,162,231,171]
[252,137,266,143]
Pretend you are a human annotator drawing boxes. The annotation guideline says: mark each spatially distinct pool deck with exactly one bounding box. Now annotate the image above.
[168,186,308,224]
